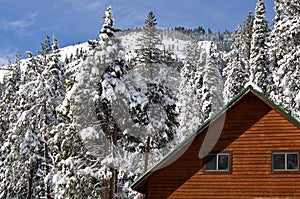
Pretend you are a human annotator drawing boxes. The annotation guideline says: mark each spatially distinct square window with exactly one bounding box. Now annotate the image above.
[206,155,217,171]
[205,153,230,172]
[272,152,299,172]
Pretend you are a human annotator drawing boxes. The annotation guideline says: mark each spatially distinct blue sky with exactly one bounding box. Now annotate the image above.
[0,0,274,65]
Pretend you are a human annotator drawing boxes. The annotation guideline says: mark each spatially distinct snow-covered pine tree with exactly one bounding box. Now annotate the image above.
[96,6,128,198]
[249,0,270,94]
[232,11,254,70]
[67,6,127,198]
[177,40,204,142]
[223,13,252,103]
[120,11,178,175]
[242,12,254,64]
[52,43,105,198]
[135,11,162,70]
[1,36,66,198]
[0,56,21,198]
[6,52,46,198]
[0,56,21,140]
[99,5,121,41]
[223,51,249,103]
[268,0,282,104]
[202,42,224,120]
[269,0,300,120]
[52,35,59,53]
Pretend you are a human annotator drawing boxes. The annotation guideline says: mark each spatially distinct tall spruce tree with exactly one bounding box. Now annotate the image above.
[0,36,66,198]
[201,42,223,120]
[223,13,252,103]
[270,0,300,120]
[52,40,104,198]
[120,11,178,175]
[223,51,249,103]
[249,0,270,94]
[136,11,162,67]
[177,40,204,142]
[0,57,21,198]
[66,6,127,198]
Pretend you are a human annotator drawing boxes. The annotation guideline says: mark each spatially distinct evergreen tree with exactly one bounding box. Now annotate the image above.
[67,6,127,198]
[0,36,67,198]
[222,13,252,103]
[223,51,249,103]
[270,0,300,119]
[202,42,223,120]
[99,6,120,41]
[52,43,104,199]
[136,11,162,68]
[52,35,59,53]
[0,56,21,198]
[249,0,270,94]
[234,11,254,68]
[177,40,204,142]
[119,11,178,175]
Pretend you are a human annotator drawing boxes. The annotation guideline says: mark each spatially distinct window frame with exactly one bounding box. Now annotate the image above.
[204,151,232,174]
[271,151,299,173]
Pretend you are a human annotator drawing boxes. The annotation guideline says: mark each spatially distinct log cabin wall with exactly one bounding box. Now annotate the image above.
[147,92,300,199]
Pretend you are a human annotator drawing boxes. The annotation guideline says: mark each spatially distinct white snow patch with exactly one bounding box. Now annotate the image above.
[244,81,263,93]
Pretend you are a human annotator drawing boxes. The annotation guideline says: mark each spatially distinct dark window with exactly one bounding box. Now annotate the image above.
[205,153,230,172]
[272,152,299,172]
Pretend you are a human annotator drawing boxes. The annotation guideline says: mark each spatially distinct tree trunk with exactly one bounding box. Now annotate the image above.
[101,179,109,199]
[44,100,51,199]
[101,102,110,198]
[109,168,116,198]
[26,168,33,199]
[144,136,151,172]
[109,123,118,198]
[102,102,117,198]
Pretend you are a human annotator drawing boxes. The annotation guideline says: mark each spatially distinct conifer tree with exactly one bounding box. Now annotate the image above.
[0,36,67,198]
[249,0,270,94]
[270,0,300,119]
[177,40,204,142]
[202,42,223,120]
[0,56,21,198]
[223,51,249,103]
[136,11,162,68]
[223,13,252,103]
[52,43,105,199]
[99,6,120,41]
[120,11,178,174]
[67,6,127,198]
[233,11,254,68]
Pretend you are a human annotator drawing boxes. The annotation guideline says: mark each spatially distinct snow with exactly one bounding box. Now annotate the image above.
[0,69,9,83]
[244,81,263,93]
[58,42,89,62]
[79,126,101,140]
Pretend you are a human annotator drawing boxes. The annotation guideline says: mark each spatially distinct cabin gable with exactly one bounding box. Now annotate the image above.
[132,87,300,198]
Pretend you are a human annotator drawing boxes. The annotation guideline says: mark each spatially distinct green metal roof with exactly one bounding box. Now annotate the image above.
[131,85,300,192]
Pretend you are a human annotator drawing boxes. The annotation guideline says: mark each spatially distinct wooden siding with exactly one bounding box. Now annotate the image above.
[147,92,300,199]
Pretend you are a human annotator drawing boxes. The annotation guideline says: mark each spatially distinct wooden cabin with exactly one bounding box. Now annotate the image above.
[131,86,300,198]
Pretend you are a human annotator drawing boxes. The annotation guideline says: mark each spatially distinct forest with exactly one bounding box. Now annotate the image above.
[0,0,299,198]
